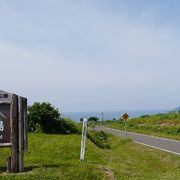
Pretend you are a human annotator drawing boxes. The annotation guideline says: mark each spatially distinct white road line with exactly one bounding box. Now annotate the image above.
[134,141,180,156]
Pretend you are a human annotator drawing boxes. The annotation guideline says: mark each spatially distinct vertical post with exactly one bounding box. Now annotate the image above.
[80,118,87,162]
[6,156,11,173]
[18,96,24,172]
[125,120,127,138]
[23,98,28,151]
[10,94,18,173]
[101,112,104,124]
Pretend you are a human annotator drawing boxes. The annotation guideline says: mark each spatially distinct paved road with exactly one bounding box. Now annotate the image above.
[95,126,180,156]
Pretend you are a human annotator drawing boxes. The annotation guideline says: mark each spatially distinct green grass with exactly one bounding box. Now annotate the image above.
[0,132,180,179]
[87,131,110,149]
[103,113,180,140]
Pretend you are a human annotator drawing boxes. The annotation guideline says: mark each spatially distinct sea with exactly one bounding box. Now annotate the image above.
[62,110,167,122]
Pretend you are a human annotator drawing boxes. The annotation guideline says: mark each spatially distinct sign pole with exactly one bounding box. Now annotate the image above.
[125,120,127,138]
[122,113,129,138]
[101,112,104,124]
[80,118,87,162]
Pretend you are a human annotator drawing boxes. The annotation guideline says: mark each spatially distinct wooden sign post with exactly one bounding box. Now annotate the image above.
[122,113,129,138]
[0,90,28,173]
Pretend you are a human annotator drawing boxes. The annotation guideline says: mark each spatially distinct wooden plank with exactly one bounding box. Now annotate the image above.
[23,98,28,151]
[10,94,18,173]
[0,143,12,147]
[18,96,24,172]
[0,102,11,104]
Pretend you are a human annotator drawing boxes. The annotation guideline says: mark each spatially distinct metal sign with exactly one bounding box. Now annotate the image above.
[122,113,129,121]
[80,118,87,161]
[0,104,11,143]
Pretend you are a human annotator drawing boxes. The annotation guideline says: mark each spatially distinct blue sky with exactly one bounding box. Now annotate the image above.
[0,0,180,112]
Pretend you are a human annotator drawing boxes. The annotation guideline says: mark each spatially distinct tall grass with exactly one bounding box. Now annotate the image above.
[0,133,180,179]
[104,113,180,140]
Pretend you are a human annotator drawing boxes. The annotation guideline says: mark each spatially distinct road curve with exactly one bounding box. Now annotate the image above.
[95,126,180,156]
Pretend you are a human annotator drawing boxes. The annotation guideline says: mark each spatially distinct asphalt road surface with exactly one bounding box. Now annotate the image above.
[95,126,180,156]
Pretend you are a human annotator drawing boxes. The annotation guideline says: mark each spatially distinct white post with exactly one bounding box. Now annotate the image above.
[80,118,87,162]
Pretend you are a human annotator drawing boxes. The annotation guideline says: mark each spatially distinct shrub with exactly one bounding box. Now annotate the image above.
[87,131,110,149]
[28,102,60,133]
[28,102,80,134]
[59,118,81,134]
[88,117,99,122]
[140,115,150,118]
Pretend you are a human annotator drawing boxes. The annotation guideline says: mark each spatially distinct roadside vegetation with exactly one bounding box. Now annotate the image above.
[87,130,110,149]
[0,132,180,179]
[102,113,180,140]
[1,102,179,179]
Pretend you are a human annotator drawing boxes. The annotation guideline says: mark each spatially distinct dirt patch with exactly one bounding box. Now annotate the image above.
[0,166,37,175]
[158,123,180,127]
[99,166,115,180]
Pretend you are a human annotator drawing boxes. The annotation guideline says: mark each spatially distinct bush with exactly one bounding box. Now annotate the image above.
[59,118,81,134]
[88,117,99,122]
[140,115,150,118]
[87,131,110,149]
[28,102,60,133]
[28,102,80,134]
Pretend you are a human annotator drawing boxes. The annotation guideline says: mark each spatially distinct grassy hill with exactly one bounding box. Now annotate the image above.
[0,132,180,179]
[103,113,180,140]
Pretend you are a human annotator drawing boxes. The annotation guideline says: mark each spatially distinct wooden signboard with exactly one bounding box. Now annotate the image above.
[0,90,28,173]
[0,104,11,144]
